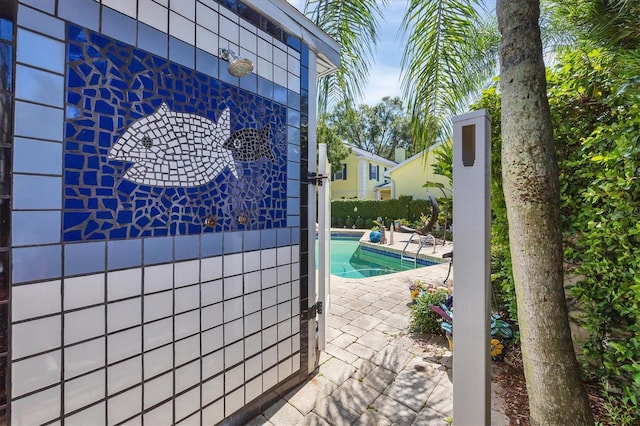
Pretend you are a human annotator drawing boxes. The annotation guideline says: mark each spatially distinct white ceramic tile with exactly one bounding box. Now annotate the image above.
[175,310,199,340]
[244,270,261,293]
[64,306,104,345]
[143,318,173,351]
[278,301,292,322]
[276,246,290,265]
[224,340,243,369]
[12,280,61,321]
[223,275,243,299]
[175,260,199,288]
[175,387,200,422]
[12,350,61,397]
[261,268,277,289]
[64,369,105,414]
[107,268,142,301]
[256,56,272,80]
[277,283,291,303]
[243,251,260,273]
[108,385,142,425]
[273,46,287,67]
[201,302,223,330]
[65,401,105,426]
[219,16,238,44]
[144,290,173,322]
[223,298,243,323]
[239,27,256,54]
[273,65,288,88]
[175,359,200,393]
[292,317,300,334]
[144,264,173,294]
[223,253,243,277]
[278,319,291,340]
[201,279,223,306]
[120,414,141,425]
[224,318,243,344]
[243,291,260,314]
[291,246,300,262]
[292,333,301,352]
[143,371,173,409]
[262,326,278,351]
[217,1,237,21]
[144,401,172,426]
[225,385,244,417]
[201,325,223,355]
[244,332,261,358]
[278,337,292,361]
[262,306,277,329]
[277,265,291,285]
[11,385,61,426]
[288,54,300,76]
[262,365,278,391]
[202,398,224,425]
[107,298,141,333]
[278,357,292,381]
[293,353,300,372]
[175,334,199,366]
[224,363,244,392]
[292,297,300,317]
[288,73,301,92]
[139,0,168,32]
[107,326,141,364]
[144,344,173,379]
[102,0,137,18]
[177,411,199,426]
[171,0,195,20]
[64,337,105,379]
[261,248,277,269]
[257,37,272,61]
[291,263,300,281]
[196,25,219,57]
[291,279,300,298]
[245,353,261,379]
[202,348,223,379]
[246,375,262,403]
[201,374,223,405]
[64,273,104,310]
[201,256,222,281]
[175,285,199,314]
[196,1,218,31]
[12,315,61,359]
[244,311,261,337]
[108,356,141,395]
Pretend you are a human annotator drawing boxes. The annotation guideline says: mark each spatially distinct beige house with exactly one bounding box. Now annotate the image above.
[330,145,397,200]
[386,146,452,200]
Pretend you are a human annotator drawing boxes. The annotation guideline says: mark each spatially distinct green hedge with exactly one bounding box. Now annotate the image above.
[330,198,437,229]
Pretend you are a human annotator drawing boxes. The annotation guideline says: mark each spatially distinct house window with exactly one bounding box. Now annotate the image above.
[369,163,379,180]
[332,164,347,180]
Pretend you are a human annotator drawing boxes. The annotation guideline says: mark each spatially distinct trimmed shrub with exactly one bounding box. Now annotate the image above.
[410,288,449,334]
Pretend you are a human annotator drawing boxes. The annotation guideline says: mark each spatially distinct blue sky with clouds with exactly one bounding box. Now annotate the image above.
[287,0,496,106]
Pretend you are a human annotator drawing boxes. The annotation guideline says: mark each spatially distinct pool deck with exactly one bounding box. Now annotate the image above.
[247,230,510,425]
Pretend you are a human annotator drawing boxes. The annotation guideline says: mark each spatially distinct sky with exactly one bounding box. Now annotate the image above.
[287,0,496,106]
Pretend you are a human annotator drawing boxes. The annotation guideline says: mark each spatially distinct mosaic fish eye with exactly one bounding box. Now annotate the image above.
[141,135,152,149]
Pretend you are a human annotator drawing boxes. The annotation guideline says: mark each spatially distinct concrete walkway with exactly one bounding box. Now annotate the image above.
[248,236,510,425]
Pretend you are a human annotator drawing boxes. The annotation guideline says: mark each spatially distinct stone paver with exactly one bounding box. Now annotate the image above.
[248,239,510,425]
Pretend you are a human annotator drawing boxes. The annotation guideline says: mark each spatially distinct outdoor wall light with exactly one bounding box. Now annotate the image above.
[219,48,254,77]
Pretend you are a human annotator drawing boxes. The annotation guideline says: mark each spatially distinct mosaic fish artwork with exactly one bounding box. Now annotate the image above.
[108,104,238,187]
[224,124,276,163]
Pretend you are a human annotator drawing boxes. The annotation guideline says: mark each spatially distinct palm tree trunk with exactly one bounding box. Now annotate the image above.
[497,0,594,424]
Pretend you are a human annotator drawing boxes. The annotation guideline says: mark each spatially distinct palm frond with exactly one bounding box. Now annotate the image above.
[306,0,387,113]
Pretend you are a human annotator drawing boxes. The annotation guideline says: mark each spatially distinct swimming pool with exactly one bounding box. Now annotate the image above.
[318,232,438,279]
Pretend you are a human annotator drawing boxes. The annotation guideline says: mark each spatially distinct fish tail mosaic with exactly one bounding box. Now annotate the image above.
[63,24,288,242]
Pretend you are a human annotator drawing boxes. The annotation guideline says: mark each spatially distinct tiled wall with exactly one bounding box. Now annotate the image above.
[9,0,310,424]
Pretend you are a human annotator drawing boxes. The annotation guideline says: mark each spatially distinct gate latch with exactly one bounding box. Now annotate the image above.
[305,301,323,319]
[306,172,329,186]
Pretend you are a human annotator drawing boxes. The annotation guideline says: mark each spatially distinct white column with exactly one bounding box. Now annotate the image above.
[358,159,367,199]
[452,109,491,425]
[307,50,318,373]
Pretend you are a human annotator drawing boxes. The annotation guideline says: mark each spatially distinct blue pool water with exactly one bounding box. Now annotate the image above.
[317,233,437,279]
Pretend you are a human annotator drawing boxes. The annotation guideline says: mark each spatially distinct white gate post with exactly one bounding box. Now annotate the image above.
[452,110,491,425]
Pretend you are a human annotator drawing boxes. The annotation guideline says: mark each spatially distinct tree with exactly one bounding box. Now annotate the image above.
[316,116,350,173]
[324,97,412,161]
[497,0,593,423]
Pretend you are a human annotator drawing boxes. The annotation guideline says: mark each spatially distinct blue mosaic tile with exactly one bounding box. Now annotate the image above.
[63,24,288,242]
[16,64,64,106]
[102,7,137,47]
[18,0,55,15]
[17,29,65,73]
[201,233,222,257]
[169,36,195,69]
[12,211,61,246]
[14,138,63,175]
[13,245,62,283]
[277,228,290,246]
[65,241,106,275]
[244,230,261,251]
[58,0,100,31]
[13,174,62,209]
[223,231,243,254]
[17,5,64,40]
[108,238,142,269]
[143,236,173,265]
[291,229,300,244]
[138,23,168,58]
[175,234,200,260]
[15,101,64,141]
[261,229,276,249]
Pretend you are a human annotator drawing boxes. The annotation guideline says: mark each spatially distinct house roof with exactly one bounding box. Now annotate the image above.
[386,143,441,174]
[246,0,340,77]
[346,145,398,167]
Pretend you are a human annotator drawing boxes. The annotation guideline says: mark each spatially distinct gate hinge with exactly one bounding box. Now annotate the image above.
[306,172,329,186]
[304,301,323,319]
